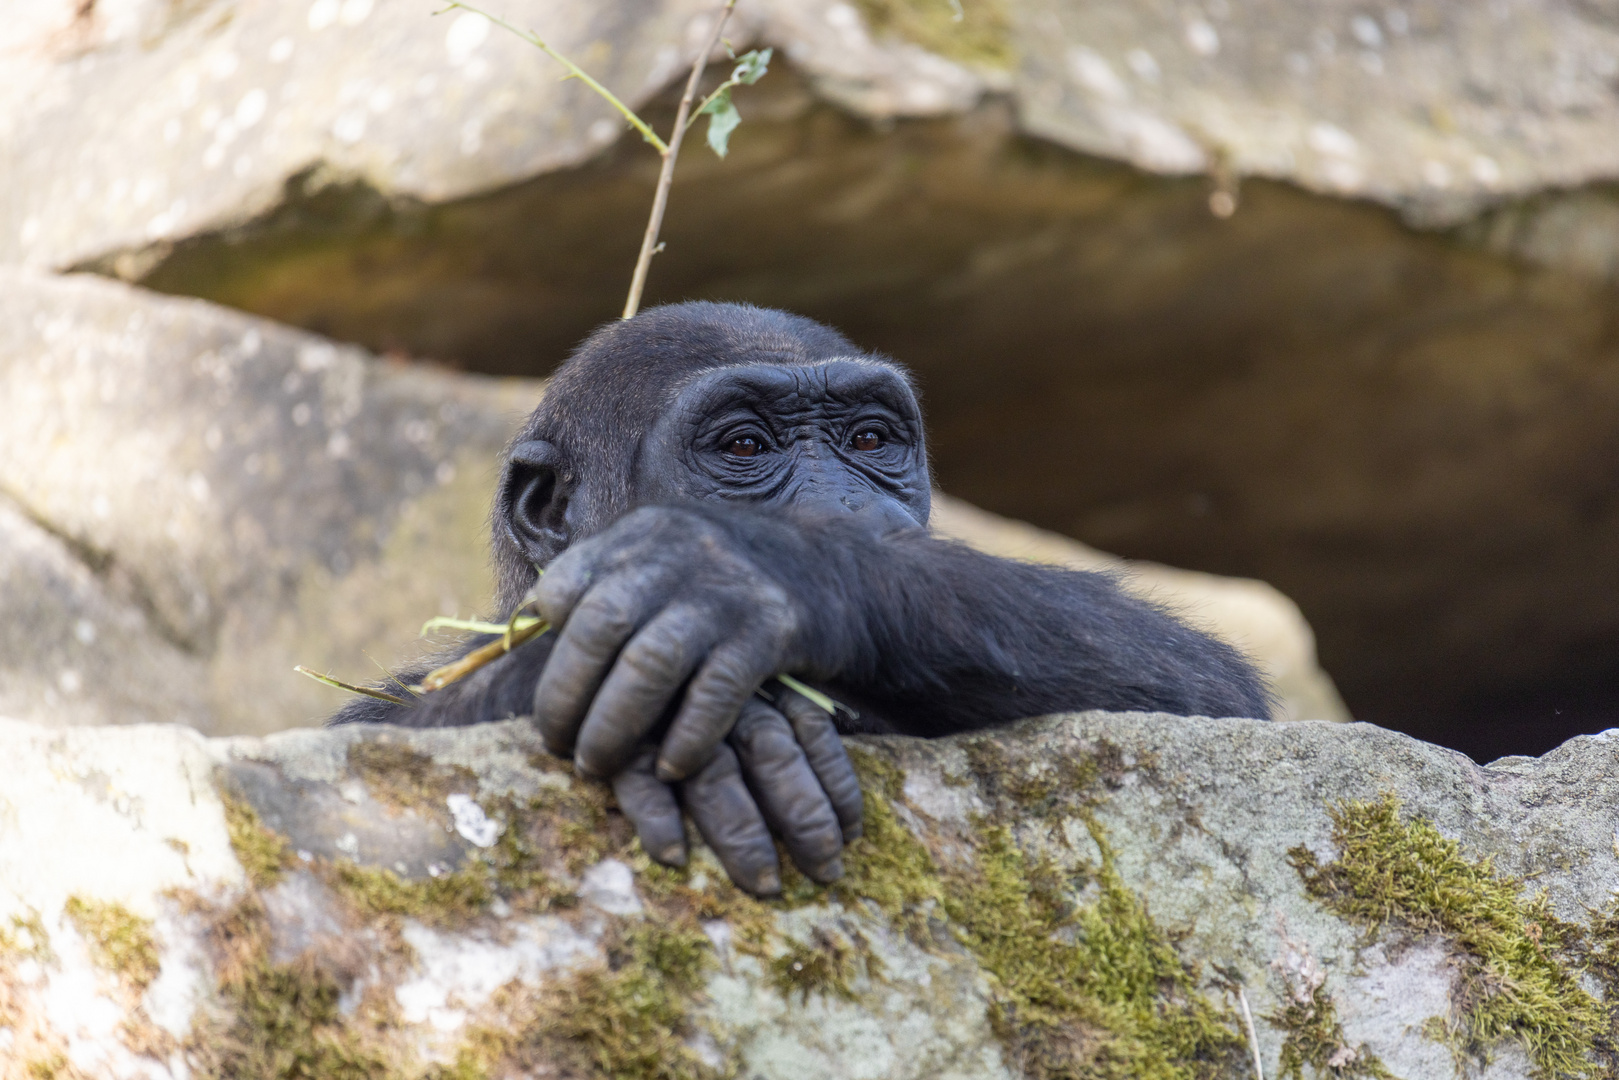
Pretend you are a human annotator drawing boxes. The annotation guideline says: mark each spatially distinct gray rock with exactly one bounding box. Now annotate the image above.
[0,0,992,274]
[1,711,1614,1078]
[5,0,1618,276]
[0,266,534,735]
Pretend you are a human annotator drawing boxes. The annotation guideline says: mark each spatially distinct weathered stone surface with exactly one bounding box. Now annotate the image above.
[0,267,1340,736]
[6,0,1619,271]
[0,0,996,274]
[0,267,534,736]
[3,711,1616,1079]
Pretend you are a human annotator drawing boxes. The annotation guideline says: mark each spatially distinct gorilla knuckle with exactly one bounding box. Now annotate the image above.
[575,595,640,646]
[619,633,689,686]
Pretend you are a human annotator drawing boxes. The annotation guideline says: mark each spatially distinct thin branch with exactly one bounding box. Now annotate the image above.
[623,0,739,319]
[412,617,551,693]
[439,2,669,153]
[1237,986,1265,1080]
[295,666,415,707]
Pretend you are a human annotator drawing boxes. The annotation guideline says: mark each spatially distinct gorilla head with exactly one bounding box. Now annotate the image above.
[494,302,928,612]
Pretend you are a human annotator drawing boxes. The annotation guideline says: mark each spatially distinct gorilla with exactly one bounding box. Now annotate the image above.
[334,302,1270,895]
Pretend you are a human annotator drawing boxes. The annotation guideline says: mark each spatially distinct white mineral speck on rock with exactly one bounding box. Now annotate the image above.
[1307,121,1359,157]
[307,0,339,32]
[235,89,267,130]
[339,0,374,27]
[1351,15,1384,47]
[1126,48,1160,83]
[445,793,500,848]
[1185,20,1220,56]
[579,859,643,915]
[445,12,490,65]
[395,917,599,1033]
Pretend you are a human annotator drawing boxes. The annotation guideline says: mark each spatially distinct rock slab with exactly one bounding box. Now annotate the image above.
[2,711,1616,1079]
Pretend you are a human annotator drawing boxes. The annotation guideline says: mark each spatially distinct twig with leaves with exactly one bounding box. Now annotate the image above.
[439,0,771,317]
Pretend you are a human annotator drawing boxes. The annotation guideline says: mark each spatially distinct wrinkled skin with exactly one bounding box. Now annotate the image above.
[333,303,1272,896]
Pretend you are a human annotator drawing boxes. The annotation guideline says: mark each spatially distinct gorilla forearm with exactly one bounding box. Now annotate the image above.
[679,506,1273,735]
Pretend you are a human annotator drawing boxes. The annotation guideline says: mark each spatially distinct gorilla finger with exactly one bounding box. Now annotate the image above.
[655,639,778,782]
[680,744,781,897]
[777,687,864,842]
[574,605,719,779]
[531,567,665,760]
[528,541,601,625]
[611,748,688,868]
[730,701,846,882]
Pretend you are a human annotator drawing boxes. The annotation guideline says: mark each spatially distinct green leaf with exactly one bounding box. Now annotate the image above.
[703,88,741,157]
[733,47,772,85]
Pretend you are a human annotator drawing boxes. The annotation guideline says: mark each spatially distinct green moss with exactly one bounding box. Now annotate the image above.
[531,780,613,874]
[963,737,1149,821]
[347,741,478,815]
[448,919,722,1080]
[854,0,1013,68]
[220,790,293,889]
[322,796,554,923]
[770,932,861,1003]
[189,896,401,1080]
[1290,794,1610,1079]
[1269,980,1392,1080]
[946,816,1242,1080]
[836,747,946,922]
[25,1054,68,1080]
[63,896,160,991]
[0,910,54,962]
[209,957,395,1079]
[548,920,719,1079]
[325,860,495,921]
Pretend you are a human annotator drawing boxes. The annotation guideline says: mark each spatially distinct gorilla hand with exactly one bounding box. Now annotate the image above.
[610,688,863,895]
[527,505,862,894]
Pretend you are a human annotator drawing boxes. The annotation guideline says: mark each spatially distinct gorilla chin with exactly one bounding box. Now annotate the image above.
[332,302,1272,897]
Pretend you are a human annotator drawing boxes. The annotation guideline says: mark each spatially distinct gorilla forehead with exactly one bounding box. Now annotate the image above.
[521,302,914,492]
[531,302,879,437]
[665,359,923,427]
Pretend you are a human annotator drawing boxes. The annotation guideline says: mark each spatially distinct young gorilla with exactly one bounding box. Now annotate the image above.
[334,302,1271,895]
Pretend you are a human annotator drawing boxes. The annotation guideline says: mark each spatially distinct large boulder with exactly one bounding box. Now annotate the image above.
[5,0,1618,268]
[0,267,533,736]
[2,711,1614,1079]
[0,267,1338,735]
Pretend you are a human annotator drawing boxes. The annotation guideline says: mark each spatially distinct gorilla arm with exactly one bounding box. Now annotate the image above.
[529,501,1271,858]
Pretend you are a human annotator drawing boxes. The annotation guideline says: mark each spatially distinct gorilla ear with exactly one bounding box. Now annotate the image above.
[500,439,575,563]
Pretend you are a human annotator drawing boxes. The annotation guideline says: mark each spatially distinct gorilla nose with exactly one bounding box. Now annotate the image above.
[794,489,920,532]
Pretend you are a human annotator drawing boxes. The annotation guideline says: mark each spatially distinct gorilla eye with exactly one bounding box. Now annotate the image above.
[851,429,885,452]
[726,435,764,458]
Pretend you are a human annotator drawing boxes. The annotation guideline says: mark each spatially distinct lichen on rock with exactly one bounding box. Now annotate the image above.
[1289,793,1619,1079]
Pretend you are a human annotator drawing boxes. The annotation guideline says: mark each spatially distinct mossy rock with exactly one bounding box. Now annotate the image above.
[3,712,1619,1078]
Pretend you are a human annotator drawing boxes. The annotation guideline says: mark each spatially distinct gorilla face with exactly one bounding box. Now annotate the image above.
[634,360,931,532]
